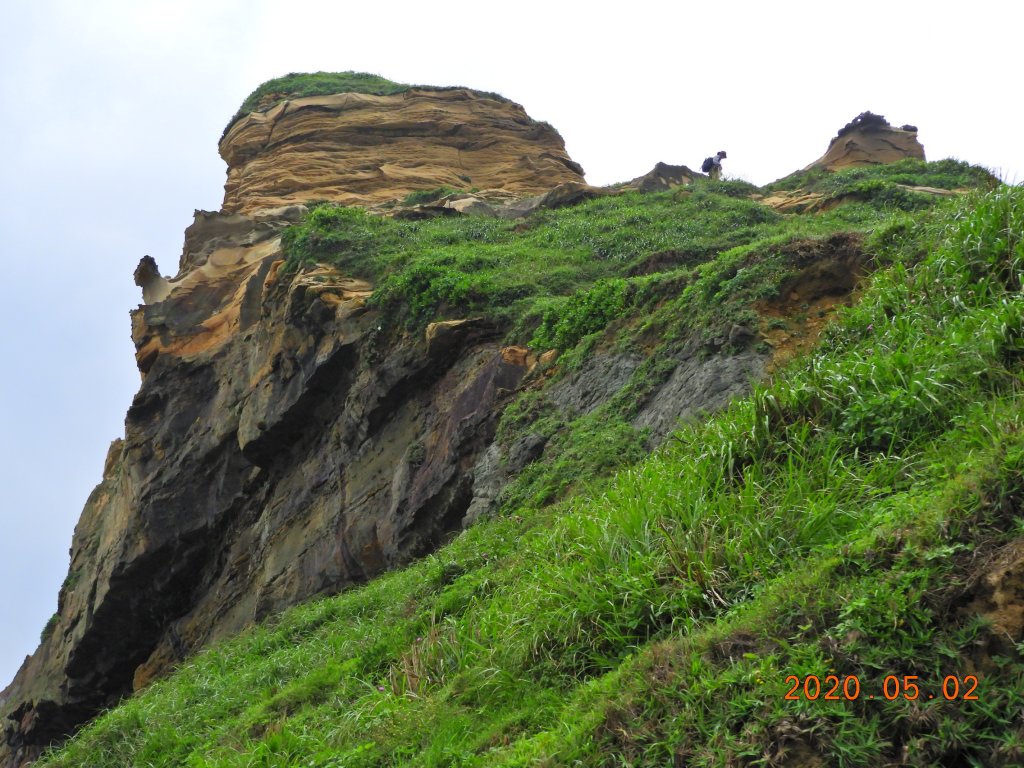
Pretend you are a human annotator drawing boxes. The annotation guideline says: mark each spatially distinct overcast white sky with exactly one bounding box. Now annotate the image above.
[1,0,1021,689]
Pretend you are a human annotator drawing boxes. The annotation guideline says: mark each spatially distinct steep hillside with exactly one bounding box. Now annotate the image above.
[1,79,1013,767]
[30,180,1024,767]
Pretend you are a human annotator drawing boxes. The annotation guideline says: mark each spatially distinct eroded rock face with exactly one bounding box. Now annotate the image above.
[2,83,589,766]
[0,201,778,763]
[960,538,1024,669]
[219,89,586,214]
[805,111,925,171]
[1,214,530,765]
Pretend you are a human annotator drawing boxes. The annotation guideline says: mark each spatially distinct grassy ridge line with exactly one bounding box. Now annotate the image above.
[280,181,791,331]
[764,157,998,196]
[279,172,950,337]
[38,185,1024,766]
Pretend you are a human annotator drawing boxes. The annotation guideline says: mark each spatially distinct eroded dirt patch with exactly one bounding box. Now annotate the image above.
[755,233,868,373]
[960,536,1024,671]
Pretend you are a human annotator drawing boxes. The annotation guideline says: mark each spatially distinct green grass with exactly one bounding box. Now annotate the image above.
[38,181,1024,767]
[225,71,509,136]
[765,158,999,198]
[39,613,58,643]
[282,179,911,337]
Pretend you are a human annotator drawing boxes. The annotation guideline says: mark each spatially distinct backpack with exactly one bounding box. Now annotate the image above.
[701,156,715,173]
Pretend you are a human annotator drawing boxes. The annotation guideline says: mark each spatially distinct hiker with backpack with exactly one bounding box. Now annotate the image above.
[701,151,727,181]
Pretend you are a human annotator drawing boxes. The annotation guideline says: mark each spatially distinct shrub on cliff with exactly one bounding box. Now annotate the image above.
[280,204,388,272]
[530,278,632,350]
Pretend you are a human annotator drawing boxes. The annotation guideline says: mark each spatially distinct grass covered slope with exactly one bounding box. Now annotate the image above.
[277,177,909,510]
[765,158,999,211]
[40,177,1024,766]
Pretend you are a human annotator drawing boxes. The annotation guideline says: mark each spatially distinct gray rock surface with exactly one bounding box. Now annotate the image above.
[547,354,643,417]
[620,162,697,192]
[634,350,768,442]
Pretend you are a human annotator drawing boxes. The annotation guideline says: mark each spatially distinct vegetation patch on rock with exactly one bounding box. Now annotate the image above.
[280,176,912,337]
[225,71,509,135]
[766,158,997,196]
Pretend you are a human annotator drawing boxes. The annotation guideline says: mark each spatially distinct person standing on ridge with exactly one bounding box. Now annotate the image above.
[702,150,727,181]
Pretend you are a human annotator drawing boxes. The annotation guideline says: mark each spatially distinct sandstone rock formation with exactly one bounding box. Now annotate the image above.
[1,209,532,765]
[132,256,171,304]
[219,89,586,213]
[620,162,697,193]
[394,181,609,221]
[761,183,958,214]
[804,111,925,171]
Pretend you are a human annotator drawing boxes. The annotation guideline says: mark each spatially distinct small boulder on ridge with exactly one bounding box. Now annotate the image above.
[804,111,925,171]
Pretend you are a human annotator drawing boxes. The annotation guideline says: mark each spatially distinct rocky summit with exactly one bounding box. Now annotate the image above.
[804,110,925,171]
[219,88,585,213]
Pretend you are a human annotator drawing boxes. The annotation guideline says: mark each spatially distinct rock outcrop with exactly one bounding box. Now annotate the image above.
[804,111,925,171]
[1,81,775,766]
[1,209,533,765]
[219,89,586,213]
[620,162,697,193]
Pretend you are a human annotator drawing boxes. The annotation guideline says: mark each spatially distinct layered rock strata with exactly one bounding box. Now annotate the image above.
[219,89,586,213]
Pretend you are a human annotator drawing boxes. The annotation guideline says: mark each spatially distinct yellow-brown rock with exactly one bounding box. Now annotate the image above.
[219,89,585,214]
[761,190,832,213]
[804,111,925,171]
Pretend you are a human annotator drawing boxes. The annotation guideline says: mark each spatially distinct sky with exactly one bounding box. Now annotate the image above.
[1,0,1022,690]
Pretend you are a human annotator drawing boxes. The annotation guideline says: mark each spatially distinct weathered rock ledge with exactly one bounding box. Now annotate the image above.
[219,89,586,213]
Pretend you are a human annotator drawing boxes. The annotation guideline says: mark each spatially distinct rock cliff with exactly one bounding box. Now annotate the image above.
[1,199,540,764]
[1,77,785,766]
